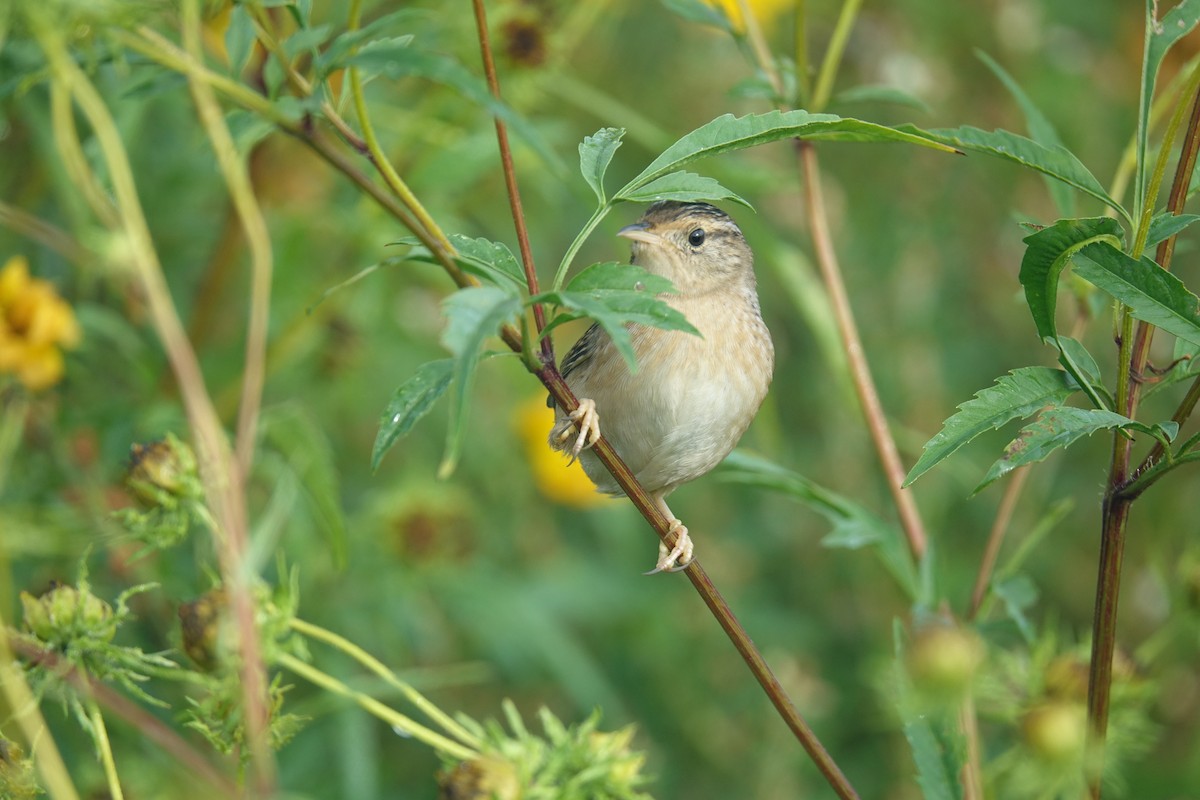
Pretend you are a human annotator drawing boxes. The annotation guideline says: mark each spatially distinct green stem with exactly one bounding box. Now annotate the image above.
[87,701,124,800]
[794,0,811,102]
[811,0,863,111]
[552,205,612,291]
[277,653,478,761]
[290,617,482,750]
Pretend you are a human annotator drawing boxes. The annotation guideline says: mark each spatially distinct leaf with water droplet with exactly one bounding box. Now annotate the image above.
[371,359,454,472]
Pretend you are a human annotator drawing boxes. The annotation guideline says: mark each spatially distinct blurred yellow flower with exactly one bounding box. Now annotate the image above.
[707,0,791,31]
[0,256,81,391]
[515,394,610,509]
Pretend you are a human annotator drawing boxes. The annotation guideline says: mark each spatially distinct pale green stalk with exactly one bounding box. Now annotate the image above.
[811,0,863,111]
[553,205,611,291]
[181,0,274,478]
[87,701,124,800]
[277,653,479,761]
[291,617,482,749]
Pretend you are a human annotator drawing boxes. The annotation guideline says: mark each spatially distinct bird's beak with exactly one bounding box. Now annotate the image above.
[617,223,665,246]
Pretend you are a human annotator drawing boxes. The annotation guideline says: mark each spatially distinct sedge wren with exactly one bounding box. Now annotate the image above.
[549,201,774,573]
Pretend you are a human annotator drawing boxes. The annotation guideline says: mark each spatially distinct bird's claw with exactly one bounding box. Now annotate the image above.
[556,398,600,464]
[644,520,693,575]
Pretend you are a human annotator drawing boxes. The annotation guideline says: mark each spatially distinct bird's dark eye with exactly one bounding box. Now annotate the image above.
[688,228,706,247]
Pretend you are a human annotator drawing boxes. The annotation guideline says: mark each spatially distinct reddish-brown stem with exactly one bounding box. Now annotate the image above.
[1086,81,1200,799]
[470,0,551,364]
[797,141,928,563]
[537,367,859,800]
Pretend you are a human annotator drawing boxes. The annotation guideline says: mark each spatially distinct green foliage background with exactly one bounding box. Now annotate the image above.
[4,0,1200,798]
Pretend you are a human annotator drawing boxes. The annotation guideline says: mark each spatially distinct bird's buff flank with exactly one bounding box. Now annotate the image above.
[549,201,774,573]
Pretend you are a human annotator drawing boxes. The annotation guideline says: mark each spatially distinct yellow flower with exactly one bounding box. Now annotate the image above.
[515,394,611,509]
[707,0,791,31]
[0,256,81,391]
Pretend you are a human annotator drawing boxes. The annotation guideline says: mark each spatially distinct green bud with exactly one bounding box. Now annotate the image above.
[907,623,984,699]
[438,757,519,800]
[127,433,200,509]
[21,582,116,646]
[1021,701,1087,763]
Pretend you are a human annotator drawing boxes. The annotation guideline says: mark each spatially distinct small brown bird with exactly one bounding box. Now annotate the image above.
[549,201,774,573]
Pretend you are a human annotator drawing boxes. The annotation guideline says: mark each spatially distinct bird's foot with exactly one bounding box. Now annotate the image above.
[645,519,693,575]
[555,397,601,464]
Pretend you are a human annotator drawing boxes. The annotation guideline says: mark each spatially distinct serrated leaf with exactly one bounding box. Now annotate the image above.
[1056,337,1101,385]
[720,451,918,600]
[1072,240,1200,347]
[910,126,1130,224]
[832,84,932,114]
[976,407,1145,492]
[536,263,698,372]
[371,359,454,472]
[393,234,525,288]
[976,50,1075,216]
[904,367,1080,486]
[225,4,255,75]
[1018,217,1125,342]
[439,287,522,477]
[316,9,426,75]
[260,405,348,567]
[579,127,624,204]
[1146,212,1200,249]
[618,110,958,198]
[617,170,751,209]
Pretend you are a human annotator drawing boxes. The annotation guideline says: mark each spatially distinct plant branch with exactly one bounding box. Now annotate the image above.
[811,0,863,111]
[967,464,1030,620]
[471,0,550,362]
[0,202,92,267]
[182,0,274,479]
[86,701,125,800]
[1086,73,1200,800]
[736,0,784,100]
[797,142,928,562]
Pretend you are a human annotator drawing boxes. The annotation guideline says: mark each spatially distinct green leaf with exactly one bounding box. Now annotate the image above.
[618,110,959,197]
[316,9,426,76]
[1056,337,1101,386]
[260,405,348,568]
[659,0,734,32]
[371,359,454,472]
[578,127,625,205]
[1138,0,1200,210]
[1145,212,1200,249]
[911,126,1130,224]
[535,263,698,372]
[617,170,751,209]
[1072,240,1200,347]
[993,574,1038,644]
[904,367,1080,486]
[975,407,1153,492]
[831,84,932,114]
[393,234,525,288]
[1018,217,1125,342]
[225,4,255,75]
[439,288,522,477]
[347,46,563,178]
[976,50,1075,216]
[282,23,333,59]
[720,451,918,600]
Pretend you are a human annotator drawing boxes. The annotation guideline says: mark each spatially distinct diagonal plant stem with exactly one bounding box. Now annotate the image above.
[797,142,928,562]
[471,0,550,362]
[1086,76,1200,799]
[181,0,274,479]
[810,0,864,112]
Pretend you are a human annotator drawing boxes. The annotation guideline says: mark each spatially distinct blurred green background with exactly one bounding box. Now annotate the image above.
[4,0,1200,797]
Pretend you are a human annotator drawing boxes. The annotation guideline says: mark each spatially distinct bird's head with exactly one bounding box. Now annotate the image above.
[617,201,754,295]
